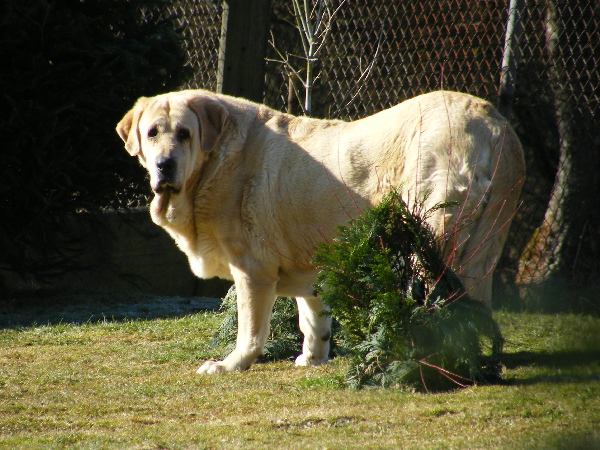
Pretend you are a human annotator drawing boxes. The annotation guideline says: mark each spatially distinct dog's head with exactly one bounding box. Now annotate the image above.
[116,91,229,213]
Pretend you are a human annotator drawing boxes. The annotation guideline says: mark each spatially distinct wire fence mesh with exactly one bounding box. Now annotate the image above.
[265,0,508,119]
[165,0,222,91]
[163,0,600,305]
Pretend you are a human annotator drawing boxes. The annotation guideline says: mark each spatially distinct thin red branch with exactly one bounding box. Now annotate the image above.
[418,357,474,386]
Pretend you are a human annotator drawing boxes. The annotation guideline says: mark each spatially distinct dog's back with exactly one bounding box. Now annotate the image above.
[279,91,525,304]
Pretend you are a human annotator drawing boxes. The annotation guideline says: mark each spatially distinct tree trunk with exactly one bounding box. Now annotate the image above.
[217,0,271,102]
[517,0,600,309]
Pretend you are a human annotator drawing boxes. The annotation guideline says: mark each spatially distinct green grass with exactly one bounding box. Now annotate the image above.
[1,296,599,449]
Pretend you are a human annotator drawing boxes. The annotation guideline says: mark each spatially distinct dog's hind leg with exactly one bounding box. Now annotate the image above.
[295,295,331,366]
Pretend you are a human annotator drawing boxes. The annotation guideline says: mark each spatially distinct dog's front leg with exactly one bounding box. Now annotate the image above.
[197,266,277,374]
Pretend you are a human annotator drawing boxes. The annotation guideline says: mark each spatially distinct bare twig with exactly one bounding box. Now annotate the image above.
[270,0,349,116]
[331,27,384,118]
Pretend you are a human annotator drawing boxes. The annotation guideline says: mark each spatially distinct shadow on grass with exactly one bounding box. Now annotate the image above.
[530,430,600,450]
[502,349,600,385]
[0,287,221,329]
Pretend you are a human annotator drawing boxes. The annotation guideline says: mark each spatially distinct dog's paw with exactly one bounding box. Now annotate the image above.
[295,353,328,367]
[196,360,229,374]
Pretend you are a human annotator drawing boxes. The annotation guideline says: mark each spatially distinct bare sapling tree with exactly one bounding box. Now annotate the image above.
[270,0,351,116]
[293,0,327,115]
[269,0,338,116]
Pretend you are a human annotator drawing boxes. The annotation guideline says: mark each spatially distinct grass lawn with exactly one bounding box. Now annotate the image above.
[1,291,599,449]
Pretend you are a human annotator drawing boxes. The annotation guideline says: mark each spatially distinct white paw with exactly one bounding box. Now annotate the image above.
[295,353,328,367]
[196,360,228,374]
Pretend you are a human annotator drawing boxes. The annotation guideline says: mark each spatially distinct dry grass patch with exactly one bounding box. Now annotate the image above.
[1,301,599,449]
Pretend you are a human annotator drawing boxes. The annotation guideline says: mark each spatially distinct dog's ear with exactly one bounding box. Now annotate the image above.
[116,97,149,156]
[187,95,229,152]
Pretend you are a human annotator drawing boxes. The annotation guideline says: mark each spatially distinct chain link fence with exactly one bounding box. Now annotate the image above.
[163,0,599,307]
[265,1,508,119]
[165,0,222,91]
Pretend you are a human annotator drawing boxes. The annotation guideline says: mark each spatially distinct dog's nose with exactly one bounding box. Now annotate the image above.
[156,157,176,180]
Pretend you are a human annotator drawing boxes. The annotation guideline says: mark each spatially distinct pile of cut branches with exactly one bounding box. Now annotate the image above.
[313,190,503,391]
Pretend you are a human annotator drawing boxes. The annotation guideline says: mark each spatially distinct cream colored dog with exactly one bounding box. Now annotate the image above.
[117,90,524,374]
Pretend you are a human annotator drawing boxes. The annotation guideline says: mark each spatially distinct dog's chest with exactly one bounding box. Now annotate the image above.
[158,215,232,281]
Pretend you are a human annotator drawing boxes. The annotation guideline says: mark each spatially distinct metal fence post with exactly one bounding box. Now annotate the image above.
[498,0,526,120]
[217,0,271,102]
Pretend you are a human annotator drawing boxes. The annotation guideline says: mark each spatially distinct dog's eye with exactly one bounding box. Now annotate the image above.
[148,126,158,139]
[177,128,191,142]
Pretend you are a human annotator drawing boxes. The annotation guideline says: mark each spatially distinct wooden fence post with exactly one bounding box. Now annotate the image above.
[217,0,271,102]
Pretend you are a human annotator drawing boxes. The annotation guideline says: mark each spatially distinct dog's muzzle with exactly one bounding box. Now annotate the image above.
[157,156,176,180]
[154,156,180,193]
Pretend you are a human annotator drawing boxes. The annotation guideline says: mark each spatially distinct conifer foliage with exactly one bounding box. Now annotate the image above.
[313,190,504,390]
